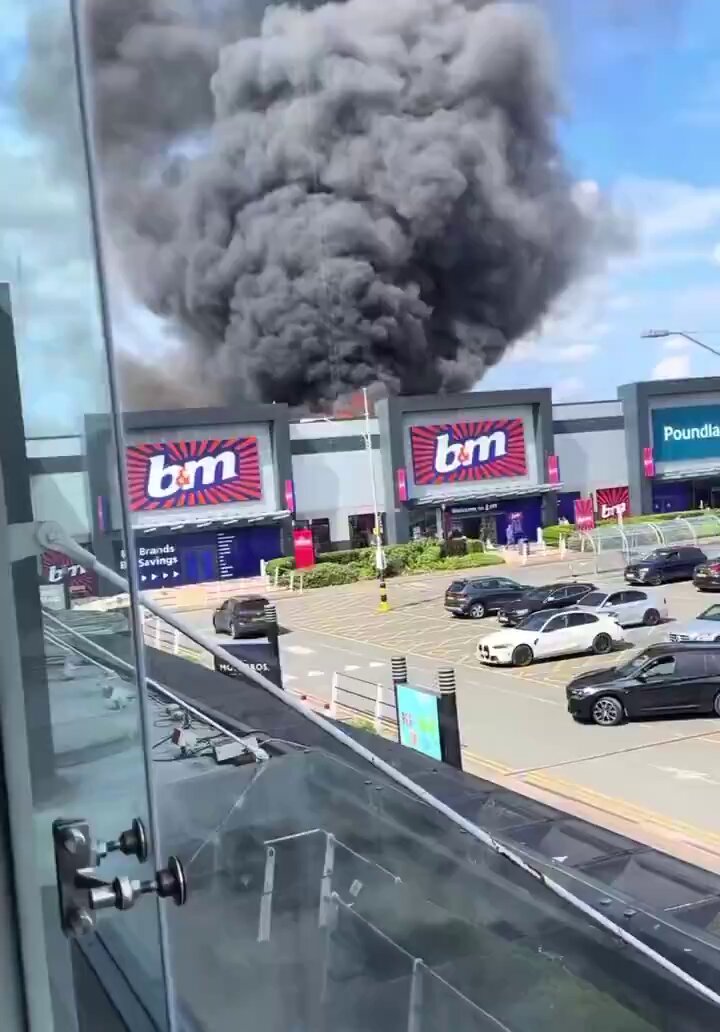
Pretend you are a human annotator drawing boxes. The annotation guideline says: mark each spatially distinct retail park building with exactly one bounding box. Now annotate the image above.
[29,375,720,589]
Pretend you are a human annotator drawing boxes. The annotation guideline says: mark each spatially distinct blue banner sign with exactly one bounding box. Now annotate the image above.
[395,683,442,761]
[651,404,720,463]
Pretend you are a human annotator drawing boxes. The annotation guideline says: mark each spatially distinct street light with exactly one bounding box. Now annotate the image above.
[362,387,390,613]
[641,329,720,360]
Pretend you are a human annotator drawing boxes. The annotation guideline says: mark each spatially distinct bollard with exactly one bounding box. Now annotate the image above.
[264,603,280,666]
[436,668,463,770]
[391,656,408,688]
[378,572,390,613]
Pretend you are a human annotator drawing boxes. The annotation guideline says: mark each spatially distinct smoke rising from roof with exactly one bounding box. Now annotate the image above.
[22,0,626,409]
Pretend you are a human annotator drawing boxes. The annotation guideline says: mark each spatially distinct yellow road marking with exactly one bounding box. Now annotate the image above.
[524,771,720,851]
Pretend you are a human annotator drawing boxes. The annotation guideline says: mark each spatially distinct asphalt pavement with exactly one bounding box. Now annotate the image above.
[183,560,720,870]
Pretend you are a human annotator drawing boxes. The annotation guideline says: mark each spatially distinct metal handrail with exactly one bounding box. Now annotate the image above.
[34,520,720,1008]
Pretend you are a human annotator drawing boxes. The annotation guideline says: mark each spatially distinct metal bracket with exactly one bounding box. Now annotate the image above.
[52,817,187,938]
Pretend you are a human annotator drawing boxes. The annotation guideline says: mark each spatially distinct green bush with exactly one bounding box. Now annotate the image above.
[465,538,485,554]
[300,562,360,588]
[266,556,295,575]
[316,548,369,566]
[434,553,505,571]
[346,562,377,581]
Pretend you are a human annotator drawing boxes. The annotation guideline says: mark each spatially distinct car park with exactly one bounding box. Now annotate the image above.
[693,558,720,591]
[667,603,720,642]
[624,546,707,586]
[497,581,596,627]
[444,576,533,618]
[571,587,667,628]
[566,643,720,726]
[478,610,623,667]
[212,595,271,638]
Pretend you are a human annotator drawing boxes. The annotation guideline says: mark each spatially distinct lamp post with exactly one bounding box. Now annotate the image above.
[641,329,720,360]
[362,387,389,613]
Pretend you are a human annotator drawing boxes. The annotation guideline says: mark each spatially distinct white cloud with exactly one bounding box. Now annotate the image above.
[651,354,692,379]
[552,377,586,401]
[508,340,598,364]
[616,178,720,241]
[662,336,692,352]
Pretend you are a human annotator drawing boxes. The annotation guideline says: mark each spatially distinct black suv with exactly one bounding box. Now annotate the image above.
[444,576,531,619]
[624,546,707,586]
[212,595,270,638]
[497,581,596,627]
[566,643,720,726]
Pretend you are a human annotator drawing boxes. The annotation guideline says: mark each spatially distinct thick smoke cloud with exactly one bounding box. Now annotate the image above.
[22,0,624,408]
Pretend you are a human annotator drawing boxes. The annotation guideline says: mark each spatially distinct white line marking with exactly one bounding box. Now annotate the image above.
[283,674,297,682]
[306,670,324,678]
[284,645,315,655]
[368,661,384,668]
[343,664,361,672]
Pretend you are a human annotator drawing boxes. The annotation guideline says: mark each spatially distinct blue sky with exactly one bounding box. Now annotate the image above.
[483,0,720,400]
[2,0,720,432]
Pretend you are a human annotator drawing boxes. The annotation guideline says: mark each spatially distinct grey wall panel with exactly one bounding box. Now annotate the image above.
[30,473,91,538]
[555,430,629,495]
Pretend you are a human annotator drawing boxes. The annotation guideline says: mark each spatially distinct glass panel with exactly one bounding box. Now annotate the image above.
[0,0,173,1026]
[154,748,719,1031]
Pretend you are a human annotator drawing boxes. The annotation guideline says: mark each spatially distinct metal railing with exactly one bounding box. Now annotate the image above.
[30,519,720,1009]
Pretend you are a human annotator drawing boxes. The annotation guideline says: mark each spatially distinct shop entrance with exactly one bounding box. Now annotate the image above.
[452,514,500,545]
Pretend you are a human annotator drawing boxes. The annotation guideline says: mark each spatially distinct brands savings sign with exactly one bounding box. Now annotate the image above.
[410,419,527,485]
[126,438,262,511]
[651,404,720,463]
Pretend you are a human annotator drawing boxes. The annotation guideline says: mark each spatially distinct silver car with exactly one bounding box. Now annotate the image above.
[571,587,667,628]
[667,603,720,642]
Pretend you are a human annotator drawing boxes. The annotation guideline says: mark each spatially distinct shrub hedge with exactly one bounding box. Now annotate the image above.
[266,538,503,588]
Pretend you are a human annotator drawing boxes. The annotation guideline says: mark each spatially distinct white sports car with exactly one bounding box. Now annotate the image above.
[477,609,625,667]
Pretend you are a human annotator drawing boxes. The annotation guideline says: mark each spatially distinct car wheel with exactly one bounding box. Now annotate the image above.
[650,573,663,586]
[591,632,612,655]
[469,602,486,619]
[511,644,534,667]
[230,621,242,639]
[643,608,660,626]
[591,696,623,726]
[714,692,720,717]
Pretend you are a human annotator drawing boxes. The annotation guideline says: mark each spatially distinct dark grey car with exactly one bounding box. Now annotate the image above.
[212,596,270,638]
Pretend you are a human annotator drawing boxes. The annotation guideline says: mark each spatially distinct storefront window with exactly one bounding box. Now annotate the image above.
[349,513,386,549]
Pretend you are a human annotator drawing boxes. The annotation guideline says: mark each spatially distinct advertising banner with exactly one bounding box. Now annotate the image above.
[213,639,283,689]
[546,454,560,485]
[284,478,296,514]
[643,446,655,477]
[651,404,720,463]
[395,684,443,761]
[410,419,527,485]
[395,467,408,501]
[41,549,97,598]
[126,437,262,511]
[573,497,595,531]
[293,528,316,569]
[596,486,630,520]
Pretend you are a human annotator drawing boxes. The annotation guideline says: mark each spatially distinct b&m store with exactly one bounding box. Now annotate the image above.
[26,374,720,592]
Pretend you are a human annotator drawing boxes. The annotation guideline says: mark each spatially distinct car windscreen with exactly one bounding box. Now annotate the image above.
[639,550,668,562]
[576,591,605,608]
[523,588,549,600]
[516,612,550,631]
[699,605,720,622]
[615,652,652,677]
[234,598,267,611]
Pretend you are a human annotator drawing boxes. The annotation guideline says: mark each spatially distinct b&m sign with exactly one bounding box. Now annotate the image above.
[126,438,262,512]
[410,419,527,485]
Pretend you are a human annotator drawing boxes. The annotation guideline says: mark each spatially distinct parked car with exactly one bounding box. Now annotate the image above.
[212,595,271,638]
[624,546,707,586]
[478,610,624,667]
[693,558,720,591]
[667,603,720,642]
[566,643,720,726]
[571,587,667,628]
[444,576,532,618]
[497,581,596,627]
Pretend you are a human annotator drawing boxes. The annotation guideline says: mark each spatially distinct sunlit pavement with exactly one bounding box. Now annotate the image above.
[185,563,720,870]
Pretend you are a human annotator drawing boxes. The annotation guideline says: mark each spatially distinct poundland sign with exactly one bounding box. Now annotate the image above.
[652,404,720,463]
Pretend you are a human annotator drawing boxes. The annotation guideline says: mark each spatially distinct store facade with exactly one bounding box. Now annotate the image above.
[620,377,720,516]
[86,404,293,588]
[377,389,558,545]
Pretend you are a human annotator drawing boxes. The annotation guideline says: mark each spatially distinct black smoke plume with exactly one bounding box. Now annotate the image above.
[22,0,624,408]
